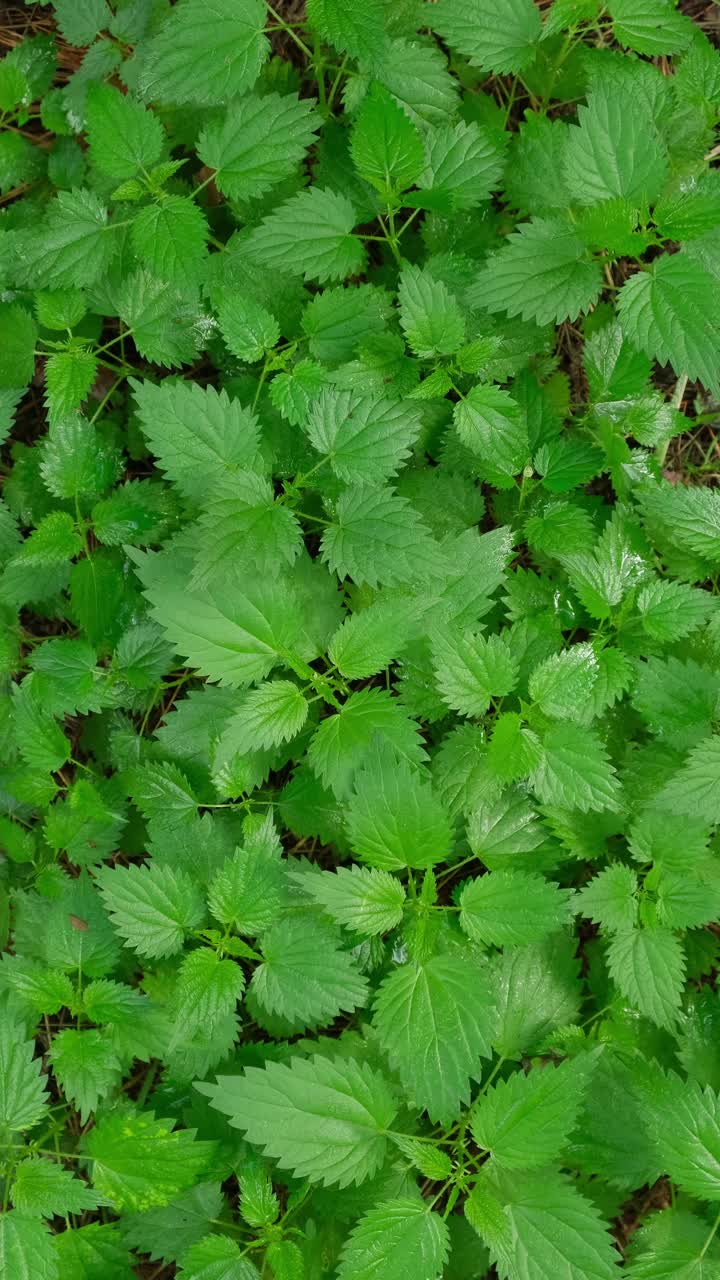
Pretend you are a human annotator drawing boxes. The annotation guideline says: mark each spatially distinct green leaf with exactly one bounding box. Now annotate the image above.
[85,1109,216,1211]
[655,1078,720,1203]
[454,383,528,485]
[191,476,302,583]
[459,870,574,947]
[49,1028,121,1123]
[306,388,421,484]
[608,0,695,55]
[306,0,387,62]
[116,271,205,368]
[607,927,685,1028]
[27,189,115,290]
[0,304,36,389]
[44,350,97,422]
[493,936,582,1058]
[328,597,416,679]
[420,119,505,210]
[140,0,269,106]
[248,187,364,284]
[346,749,451,869]
[577,864,638,932]
[373,949,495,1124]
[40,416,121,501]
[202,1054,398,1188]
[618,253,720,397]
[131,196,208,285]
[178,1237,260,1278]
[321,485,437,587]
[530,724,622,813]
[0,1213,58,1280]
[467,1167,619,1280]
[432,625,518,718]
[470,1057,592,1169]
[529,642,600,721]
[431,0,542,74]
[337,1199,449,1280]
[11,1158,104,1218]
[96,862,205,959]
[52,0,110,46]
[54,1223,135,1280]
[250,917,368,1028]
[659,736,720,824]
[0,1023,48,1135]
[122,1183,225,1266]
[474,217,603,325]
[85,83,163,179]
[398,262,465,358]
[217,295,279,364]
[637,482,720,566]
[208,835,287,935]
[170,948,244,1047]
[351,83,425,194]
[199,90,318,203]
[131,379,261,503]
[563,84,667,206]
[299,864,405,937]
[637,578,713,643]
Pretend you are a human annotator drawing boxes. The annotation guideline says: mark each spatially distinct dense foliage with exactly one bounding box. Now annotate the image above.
[2,0,720,1275]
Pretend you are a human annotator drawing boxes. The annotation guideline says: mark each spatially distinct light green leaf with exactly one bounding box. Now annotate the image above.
[577,864,638,932]
[432,625,518,718]
[346,750,451,869]
[431,0,542,74]
[420,119,505,210]
[337,1199,449,1280]
[373,949,495,1123]
[659,736,720,824]
[0,1024,48,1135]
[250,918,368,1028]
[398,262,465,358]
[202,1054,398,1188]
[454,383,528,485]
[131,196,208,286]
[618,253,720,397]
[86,1110,216,1211]
[11,1158,104,1218]
[217,295,279,364]
[140,0,269,106]
[44,350,97,422]
[657,1076,720,1201]
[0,1213,58,1280]
[351,83,425,194]
[460,870,574,947]
[306,0,387,61]
[607,927,685,1028]
[306,388,421,483]
[321,485,437,587]
[530,724,622,813]
[300,864,405,937]
[0,304,36,389]
[95,862,205,959]
[199,90,319,203]
[85,83,163,179]
[470,1057,592,1169]
[26,189,115,290]
[608,0,695,55]
[248,187,364,284]
[131,379,261,502]
[170,948,244,1047]
[474,217,603,325]
[563,84,667,206]
[49,1029,121,1123]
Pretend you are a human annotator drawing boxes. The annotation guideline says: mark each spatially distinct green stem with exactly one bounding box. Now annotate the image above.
[700,1208,720,1258]
[266,4,313,59]
[656,373,688,469]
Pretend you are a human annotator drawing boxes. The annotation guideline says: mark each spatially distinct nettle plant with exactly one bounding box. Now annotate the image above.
[1,0,720,1276]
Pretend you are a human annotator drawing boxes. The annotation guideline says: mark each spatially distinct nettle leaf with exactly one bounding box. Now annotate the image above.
[321,486,437,587]
[0,1024,48,1135]
[50,1028,122,1123]
[607,927,685,1029]
[530,724,622,813]
[421,119,505,210]
[470,1057,593,1169]
[657,1077,720,1201]
[250,917,369,1028]
[199,90,319,203]
[85,1110,216,1211]
[202,1054,398,1188]
[453,383,529,485]
[432,625,518,717]
[12,1158,104,1218]
[345,749,450,868]
[300,864,406,937]
[305,388,422,484]
[351,83,425,195]
[85,83,163,179]
[131,379,261,502]
[337,1199,449,1280]
[131,197,208,286]
[398,262,465,358]
[563,85,667,206]
[0,1212,58,1280]
[475,217,604,325]
[140,0,269,106]
[618,253,720,396]
[431,0,542,74]
[248,187,365,284]
[373,949,496,1124]
[467,1167,619,1280]
[459,870,574,947]
[95,862,206,959]
[169,948,244,1047]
